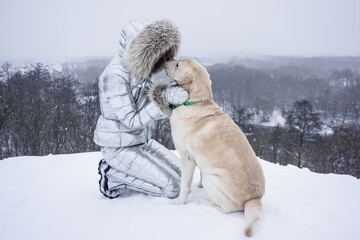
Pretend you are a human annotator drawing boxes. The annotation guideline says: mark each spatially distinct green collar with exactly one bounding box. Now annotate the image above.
[171,100,202,109]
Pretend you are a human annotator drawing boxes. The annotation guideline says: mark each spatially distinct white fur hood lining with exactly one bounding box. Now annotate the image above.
[120,19,181,80]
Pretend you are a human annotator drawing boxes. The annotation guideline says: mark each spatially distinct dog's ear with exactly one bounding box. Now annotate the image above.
[184,72,193,84]
[180,72,193,91]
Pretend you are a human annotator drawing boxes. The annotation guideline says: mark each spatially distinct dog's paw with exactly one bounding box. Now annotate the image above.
[169,197,186,205]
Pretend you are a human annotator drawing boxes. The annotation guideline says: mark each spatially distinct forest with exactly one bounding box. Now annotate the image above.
[1,56,359,178]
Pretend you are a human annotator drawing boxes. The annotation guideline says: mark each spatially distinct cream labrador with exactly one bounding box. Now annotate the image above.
[162,59,265,237]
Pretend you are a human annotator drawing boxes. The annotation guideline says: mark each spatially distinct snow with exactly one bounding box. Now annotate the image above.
[251,109,286,127]
[318,124,334,136]
[260,109,286,127]
[0,151,359,240]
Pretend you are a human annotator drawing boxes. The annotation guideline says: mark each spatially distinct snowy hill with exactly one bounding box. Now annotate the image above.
[0,152,359,240]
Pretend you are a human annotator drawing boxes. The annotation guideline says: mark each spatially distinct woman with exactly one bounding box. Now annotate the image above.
[94,19,188,199]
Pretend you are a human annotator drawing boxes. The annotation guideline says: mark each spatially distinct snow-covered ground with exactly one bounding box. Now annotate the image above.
[0,151,359,240]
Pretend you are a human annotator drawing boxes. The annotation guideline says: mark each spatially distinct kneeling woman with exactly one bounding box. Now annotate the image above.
[94,19,188,199]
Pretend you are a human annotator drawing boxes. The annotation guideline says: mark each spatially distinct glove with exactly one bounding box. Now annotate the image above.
[148,83,189,118]
[162,86,189,105]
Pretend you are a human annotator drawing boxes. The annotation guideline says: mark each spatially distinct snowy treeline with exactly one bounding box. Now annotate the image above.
[209,59,360,122]
[205,58,360,178]
[0,56,359,178]
[0,63,101,158]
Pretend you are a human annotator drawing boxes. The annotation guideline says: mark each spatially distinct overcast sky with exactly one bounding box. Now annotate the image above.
[0,0,359,64]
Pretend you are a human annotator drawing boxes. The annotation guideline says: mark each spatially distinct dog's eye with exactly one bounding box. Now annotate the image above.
[176,63,179,68]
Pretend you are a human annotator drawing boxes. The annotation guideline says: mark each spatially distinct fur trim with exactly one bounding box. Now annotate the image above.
[148,83,172,118]
[124,19,181,80]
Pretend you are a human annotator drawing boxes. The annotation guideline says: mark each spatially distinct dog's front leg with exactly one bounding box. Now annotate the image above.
[170,152,196,205]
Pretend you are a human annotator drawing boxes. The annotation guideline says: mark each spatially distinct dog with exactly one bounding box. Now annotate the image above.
[152,59,265,237]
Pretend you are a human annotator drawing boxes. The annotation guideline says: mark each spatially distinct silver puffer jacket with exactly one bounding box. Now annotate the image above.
[94,19,183,198]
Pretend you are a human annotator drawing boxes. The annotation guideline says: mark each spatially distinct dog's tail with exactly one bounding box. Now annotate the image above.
[244,198,262,237]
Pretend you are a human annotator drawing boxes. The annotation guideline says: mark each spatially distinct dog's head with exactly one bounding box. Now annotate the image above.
[165,59,213,101]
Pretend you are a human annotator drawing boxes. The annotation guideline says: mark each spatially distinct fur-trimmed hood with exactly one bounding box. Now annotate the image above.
[119,19,181,81]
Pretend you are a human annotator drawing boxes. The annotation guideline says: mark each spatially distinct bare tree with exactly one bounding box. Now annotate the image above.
[285,100,322,168]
